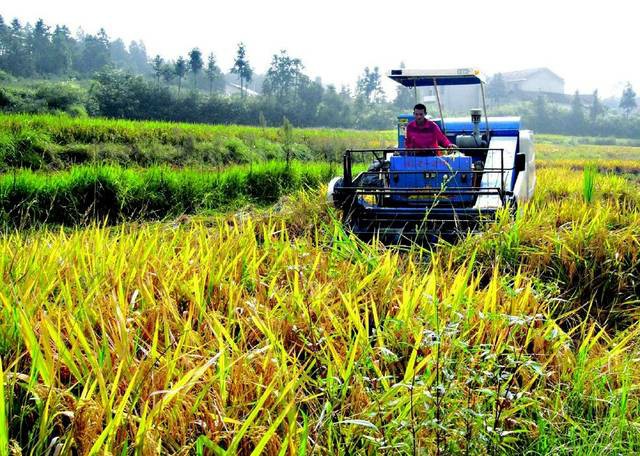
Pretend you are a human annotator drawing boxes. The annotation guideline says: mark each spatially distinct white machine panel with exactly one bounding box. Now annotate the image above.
[473,136,517,209]
[516,130,536,202]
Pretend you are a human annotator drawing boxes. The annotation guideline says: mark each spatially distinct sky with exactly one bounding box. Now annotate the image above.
[3,0,638,99]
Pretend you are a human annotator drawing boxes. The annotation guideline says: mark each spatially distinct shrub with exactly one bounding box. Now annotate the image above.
[57,144,95,165]
[0,87,13,109]
[96,143,132,165]
[223,137,254,163]
[66,104,88,118]
[0,132,16,169]
[253,137,284,161]
[9,128,53,168]
[35,83,86,112]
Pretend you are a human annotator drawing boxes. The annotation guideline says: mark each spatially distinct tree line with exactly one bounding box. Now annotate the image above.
[520,90,640,138]
[86,68,400,129]
[0,15,413,129]
[487,73,640,136]
[0,16,149,77]
[2,14,640,137]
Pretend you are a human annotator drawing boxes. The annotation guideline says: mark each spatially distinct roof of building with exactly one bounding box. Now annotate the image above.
[499,68,564,83]
[226,82,260,96]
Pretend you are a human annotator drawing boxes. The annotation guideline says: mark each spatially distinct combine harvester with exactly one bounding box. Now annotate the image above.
[327,68,536,243]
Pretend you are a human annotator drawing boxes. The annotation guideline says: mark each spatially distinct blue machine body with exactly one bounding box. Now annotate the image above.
[388,155,475,204]
[397,115,521,148]
[386,114,522,207]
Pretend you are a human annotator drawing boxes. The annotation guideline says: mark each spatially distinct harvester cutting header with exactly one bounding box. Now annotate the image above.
[327,68,536,243]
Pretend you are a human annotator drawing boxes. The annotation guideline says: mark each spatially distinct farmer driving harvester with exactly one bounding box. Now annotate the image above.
[405,103,457,155]
[326,67,537,243]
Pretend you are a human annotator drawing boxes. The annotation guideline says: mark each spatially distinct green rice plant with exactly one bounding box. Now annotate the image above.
[582,162,598,203]
[0,161,340,228]
[0,359,7,456]
[0,113,396,170]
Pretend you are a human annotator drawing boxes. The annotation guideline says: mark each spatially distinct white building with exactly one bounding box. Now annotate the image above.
[224,82,260,97]
[501,68,565,94]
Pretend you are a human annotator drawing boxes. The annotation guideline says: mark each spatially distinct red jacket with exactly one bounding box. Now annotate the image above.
[405,119,452,154]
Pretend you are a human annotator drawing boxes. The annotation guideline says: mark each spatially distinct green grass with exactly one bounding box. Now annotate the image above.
[0,358,7,456]
[6,113,640,171]
[537,142,640,162]
[0,113,394,170]
[537,133,640,147]
[0,161,340,228]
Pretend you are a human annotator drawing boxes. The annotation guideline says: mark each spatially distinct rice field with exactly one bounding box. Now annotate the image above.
[0,162,340,229]
[0,114,393,170]
[1,118,640,454]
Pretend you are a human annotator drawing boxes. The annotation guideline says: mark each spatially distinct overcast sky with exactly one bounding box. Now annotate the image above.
[3,0,638,98]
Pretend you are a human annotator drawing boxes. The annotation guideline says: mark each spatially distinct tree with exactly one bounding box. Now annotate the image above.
[2,19,34,76]
[161,62,175,85]
[356,66,385,104]
[109,38,130,69]
[487,73,507,105]
[589,89,604,121]
[620,83,637,118]
[151,55,163,86]
[258,111,267,129]
[0,16,7,70]
[339,85,352,98]
[92,69,145,119]
[75,29,110,75]
[128,40,149,74]
[393,86,414,110]
[296,76,324,125]
[532,94,549,131]
[188,48,203,90]
[0,15,7,53]
[205,53,224,95]
[30,19,55,75]
[230,42,253,97]
[174,56,188,94]
[317,84,352,127]
[570,90,585,134]
[50,25,74,74]
[392,62,413,109]
[262,50,304,101]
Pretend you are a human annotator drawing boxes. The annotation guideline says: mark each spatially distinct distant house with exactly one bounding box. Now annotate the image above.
[501,68,565,94]
[224,82,260,97]
[411,67,566,114]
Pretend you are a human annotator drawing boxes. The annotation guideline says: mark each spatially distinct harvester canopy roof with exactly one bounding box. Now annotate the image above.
[388,68,486,87]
